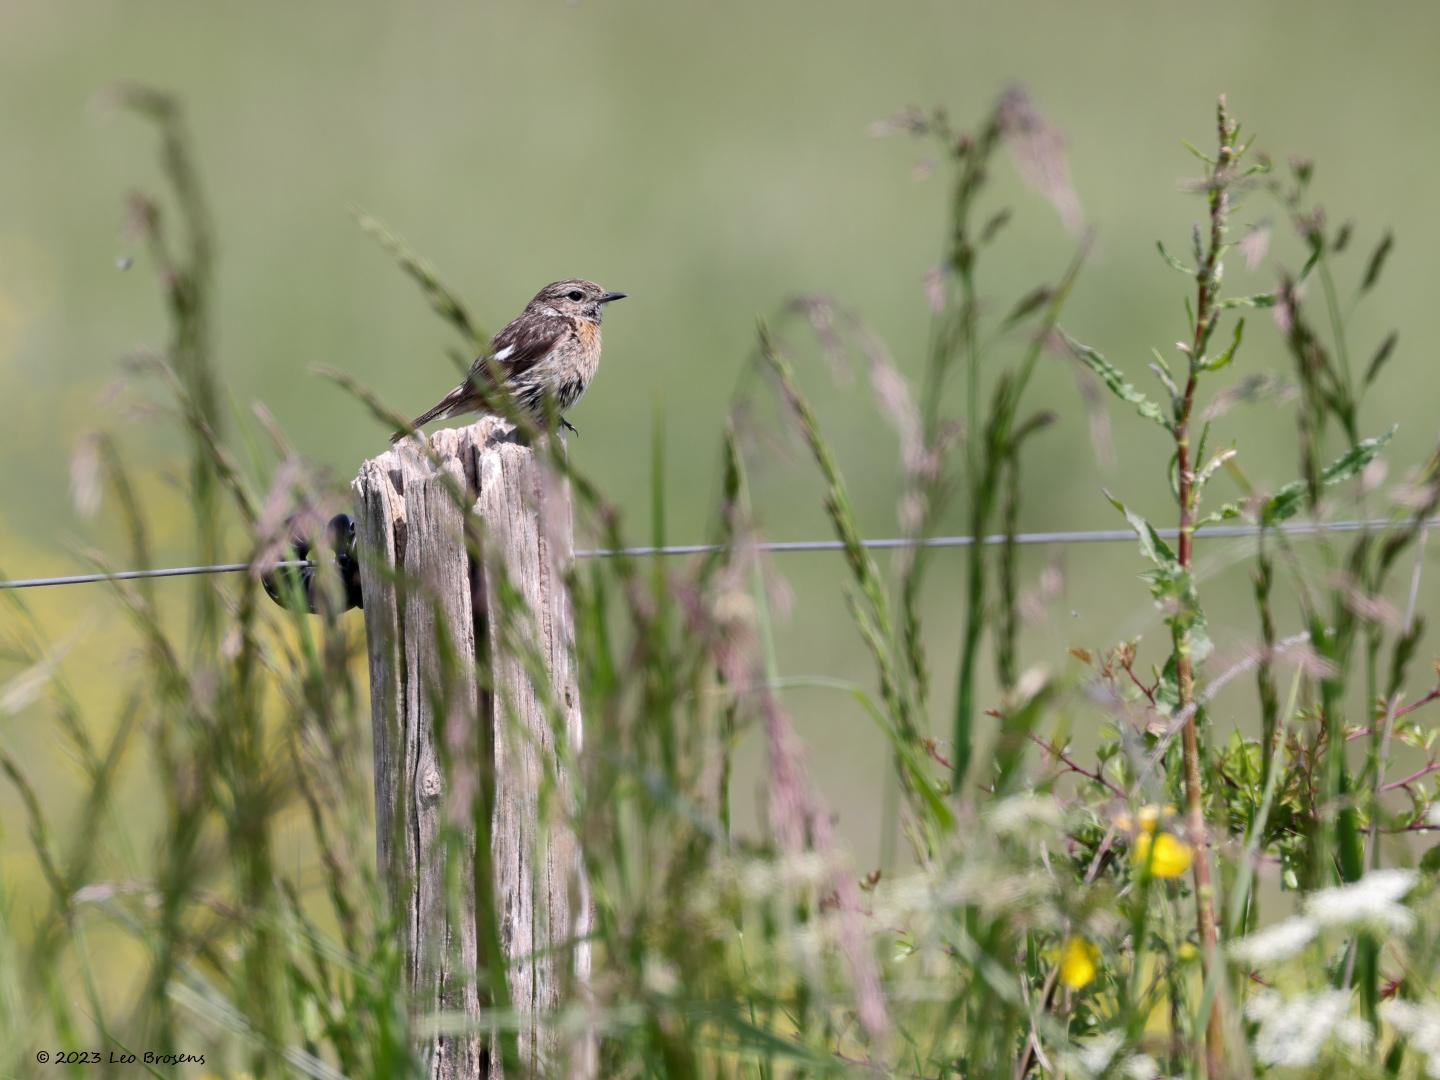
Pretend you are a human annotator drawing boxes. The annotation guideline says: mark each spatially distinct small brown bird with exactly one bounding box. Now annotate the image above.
[393,278,627,443]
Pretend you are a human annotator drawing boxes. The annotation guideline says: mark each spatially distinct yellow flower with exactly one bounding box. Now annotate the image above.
[1059,936,1101,989]
[1133,831,1194,878]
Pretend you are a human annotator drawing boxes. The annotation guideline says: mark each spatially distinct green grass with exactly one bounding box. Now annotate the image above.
[4,85,1440,1079]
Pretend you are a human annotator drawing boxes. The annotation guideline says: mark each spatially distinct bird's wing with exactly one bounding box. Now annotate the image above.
[469,315,570,387]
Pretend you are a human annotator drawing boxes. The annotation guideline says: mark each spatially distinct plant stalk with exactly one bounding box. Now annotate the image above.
[1174,97,1237,1078]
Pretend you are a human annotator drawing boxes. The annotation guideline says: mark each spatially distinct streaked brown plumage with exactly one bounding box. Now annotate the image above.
[392,278,626,443]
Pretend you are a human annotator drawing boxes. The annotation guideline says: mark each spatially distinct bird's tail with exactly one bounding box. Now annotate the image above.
[390,386,472,444]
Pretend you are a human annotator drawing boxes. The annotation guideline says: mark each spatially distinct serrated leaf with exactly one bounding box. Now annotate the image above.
[1157,241,1195,276]
[1064,332,1173,432]
[1262,430,1395,525]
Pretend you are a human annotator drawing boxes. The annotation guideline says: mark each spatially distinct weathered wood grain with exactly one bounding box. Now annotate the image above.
[353,417,591,1079]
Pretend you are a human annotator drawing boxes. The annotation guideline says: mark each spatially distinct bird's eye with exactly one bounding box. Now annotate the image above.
[567,290,584,301]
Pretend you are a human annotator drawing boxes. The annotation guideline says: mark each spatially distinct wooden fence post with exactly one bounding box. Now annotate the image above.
[353,418,592,1079]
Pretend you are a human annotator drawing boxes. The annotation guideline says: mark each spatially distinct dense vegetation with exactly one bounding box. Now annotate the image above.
[4,86,1440,1078]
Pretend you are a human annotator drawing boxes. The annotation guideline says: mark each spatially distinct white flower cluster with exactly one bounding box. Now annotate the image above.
[1305,868,1418,934]
[1230,915,1317,965]
[1382,1000,1440,1078]
[1119,1054,1165,1079]
[1246,990,1371,1067]
[1062,1033,1171,1079]
[1074,1031,1123,1074]
[1231,868,1420,966]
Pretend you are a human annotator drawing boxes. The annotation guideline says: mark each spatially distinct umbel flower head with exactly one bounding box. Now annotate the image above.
[1230,869,1421,969]
[1305,868,1418,934]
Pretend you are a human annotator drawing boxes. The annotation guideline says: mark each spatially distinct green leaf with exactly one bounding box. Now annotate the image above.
[1201,318,1245,371]
[1153,656,1180,715]
[1420,845,1440,876]
[1148,348,1181,417]
[1105,491,1177,569]
[1196,502,1243,527]
[1188,607,1214,663]
[1217,293,1277,310]
[847,687,955,831]
[1196,448,1238,490]
[1179,138,1215,164]
[1262,430,1395,525]
[1107,492,1211,659]
[1157,241,1195,276]
[1063,332,1173,432]
[1195,420,1212,474]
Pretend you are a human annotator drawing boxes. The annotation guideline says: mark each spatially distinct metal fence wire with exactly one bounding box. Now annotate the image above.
[2,516,1431,591]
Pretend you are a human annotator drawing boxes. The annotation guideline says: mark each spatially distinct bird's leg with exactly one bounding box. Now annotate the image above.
[559,417,580,437]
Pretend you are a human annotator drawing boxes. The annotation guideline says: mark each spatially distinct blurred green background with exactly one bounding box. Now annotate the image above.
[4,0,1439,867]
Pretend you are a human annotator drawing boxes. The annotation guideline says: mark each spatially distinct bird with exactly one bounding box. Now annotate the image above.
[392,278,627,443]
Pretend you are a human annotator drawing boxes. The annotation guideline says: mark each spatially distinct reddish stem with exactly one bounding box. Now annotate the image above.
[1027,733,1126,797]
[1379,761,1440,793]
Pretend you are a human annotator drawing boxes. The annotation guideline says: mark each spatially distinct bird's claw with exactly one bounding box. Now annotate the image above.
[559,417,580,438]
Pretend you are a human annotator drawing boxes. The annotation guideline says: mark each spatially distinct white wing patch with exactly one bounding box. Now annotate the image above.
[492,344,516,361]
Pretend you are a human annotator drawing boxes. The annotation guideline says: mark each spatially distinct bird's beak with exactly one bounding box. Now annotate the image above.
[599,291,628,304]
